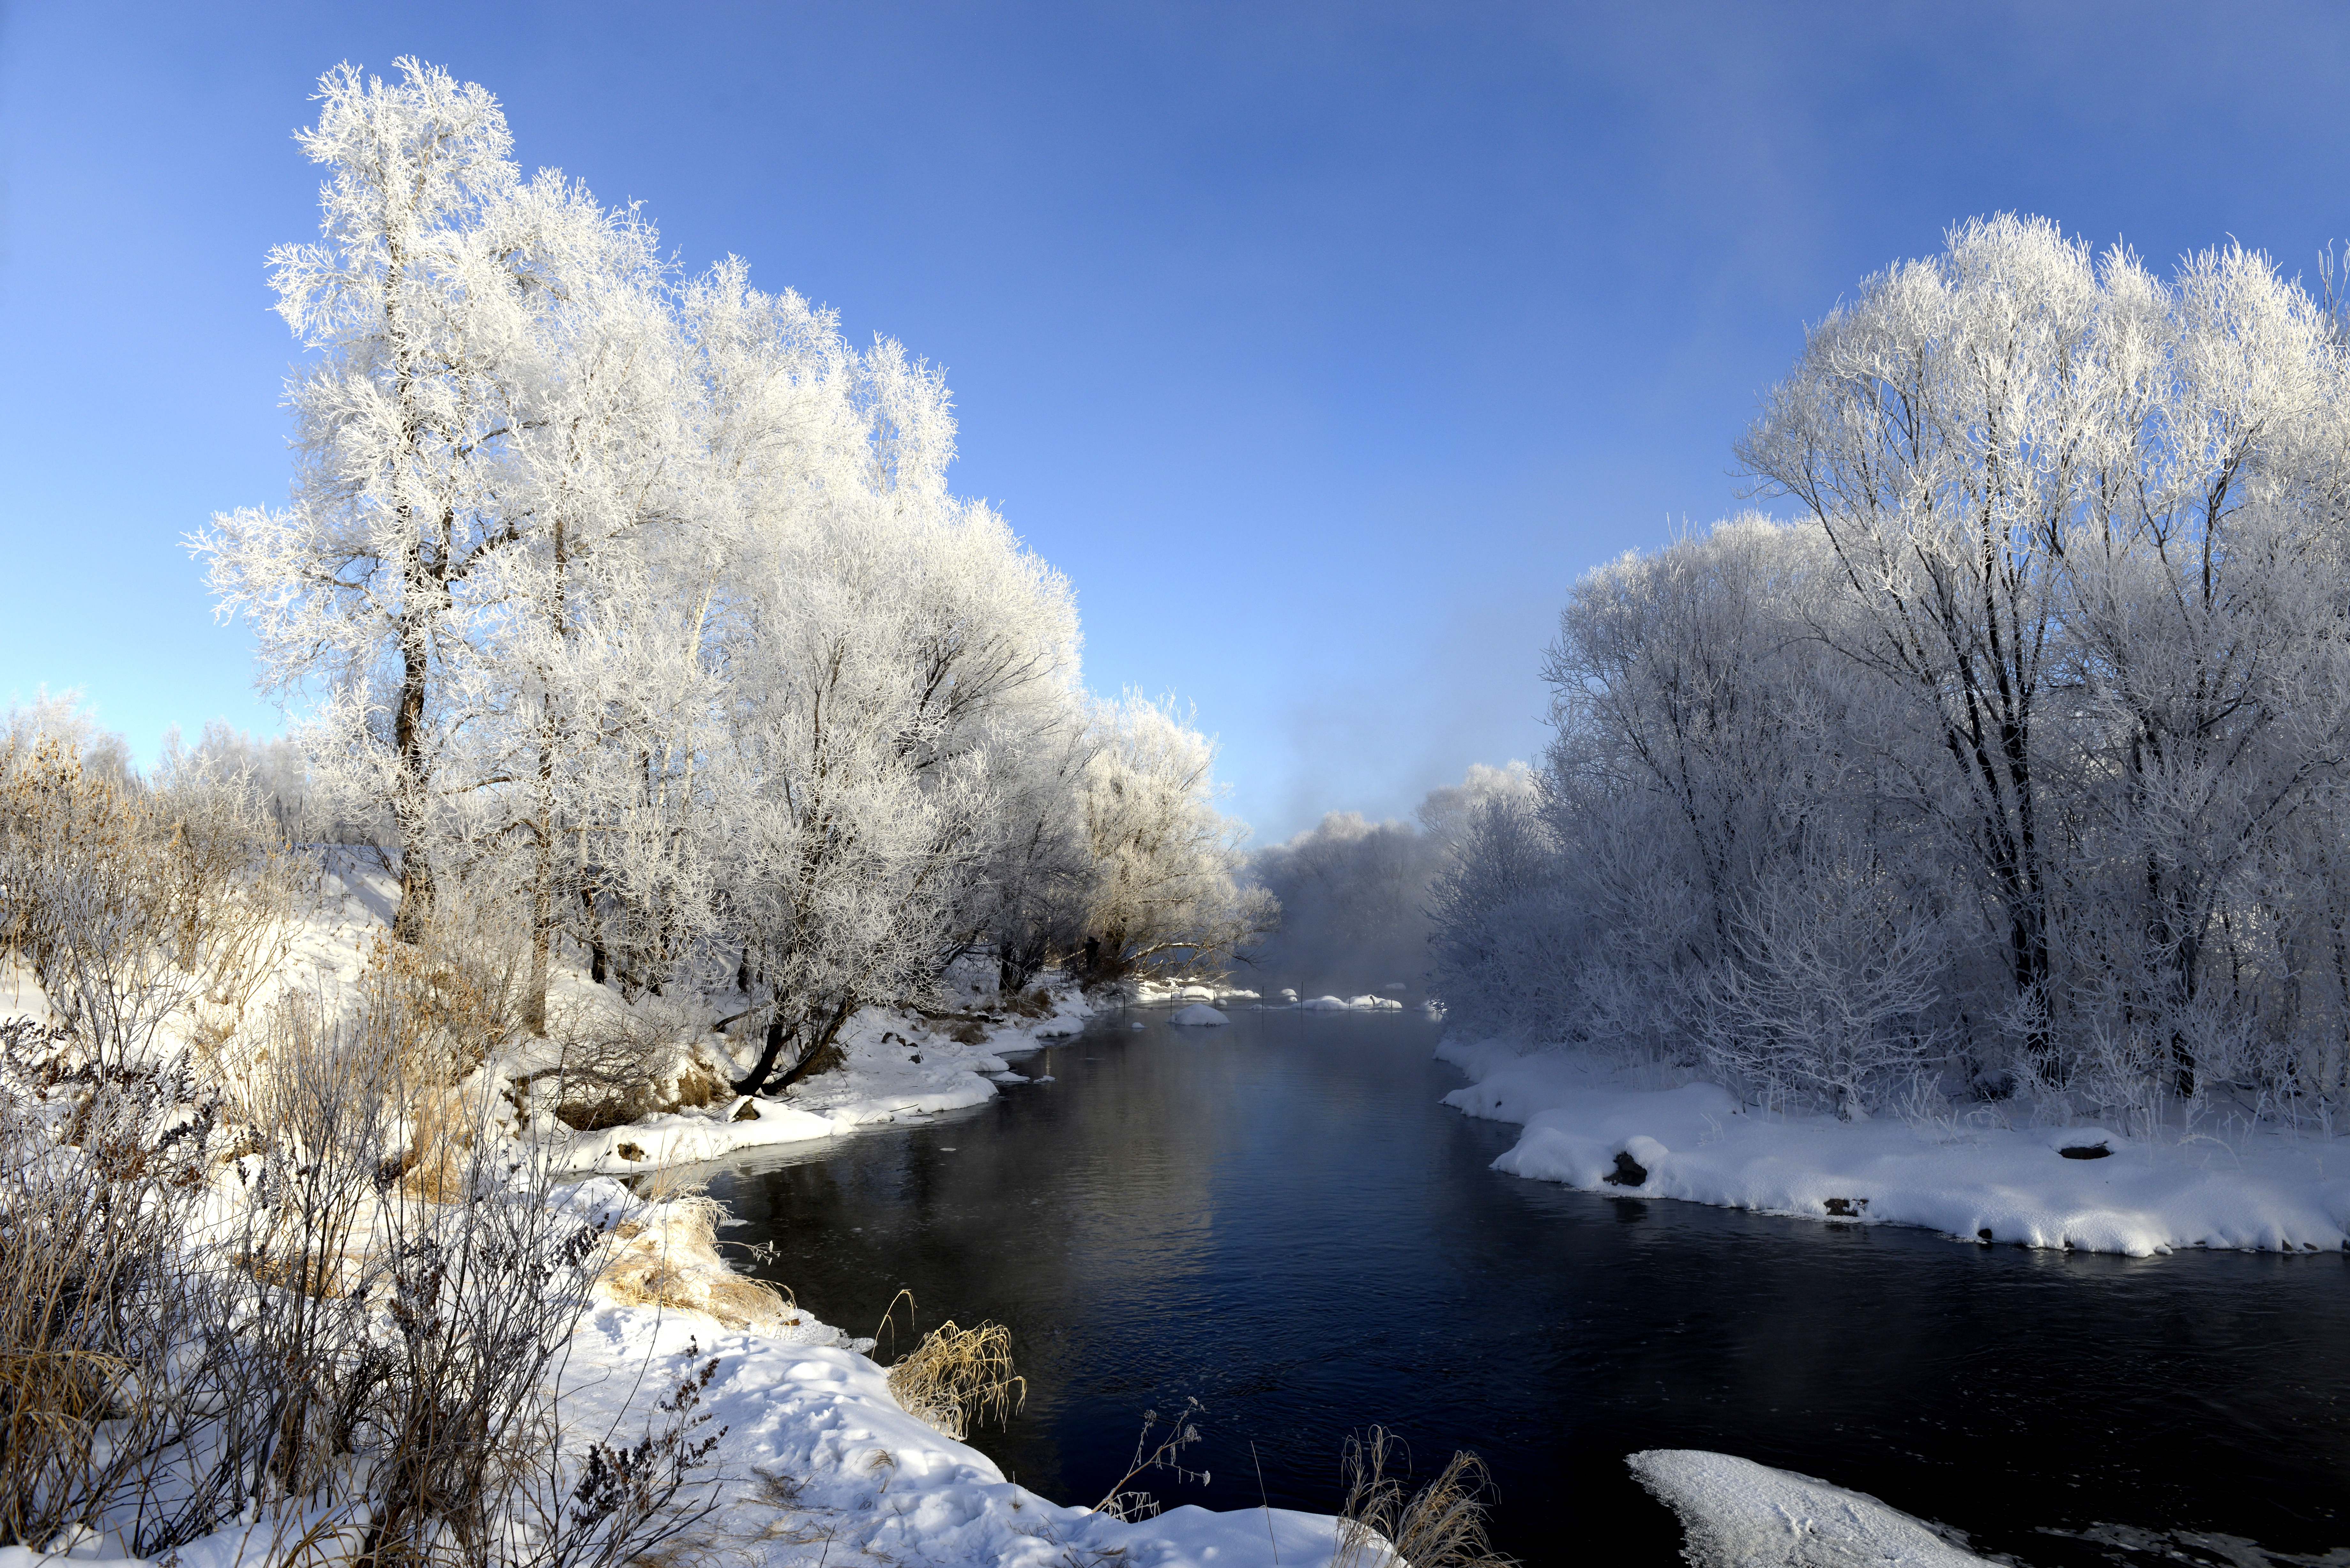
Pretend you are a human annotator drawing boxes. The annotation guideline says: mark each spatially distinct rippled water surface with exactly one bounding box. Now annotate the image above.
[701,1006,2350,1566]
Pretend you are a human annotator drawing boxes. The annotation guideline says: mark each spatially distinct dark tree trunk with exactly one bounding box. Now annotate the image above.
[732,1015,795,1096]
[734,997,857,1097]
[389,622,434,945]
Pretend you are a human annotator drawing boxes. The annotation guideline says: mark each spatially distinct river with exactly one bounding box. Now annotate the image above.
[701,1004,2350,1567]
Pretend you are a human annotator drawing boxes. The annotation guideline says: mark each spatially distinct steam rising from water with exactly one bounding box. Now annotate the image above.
[1244,762,1533,998]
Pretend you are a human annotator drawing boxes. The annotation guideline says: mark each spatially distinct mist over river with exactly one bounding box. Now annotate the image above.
[701,1006,2350,1568]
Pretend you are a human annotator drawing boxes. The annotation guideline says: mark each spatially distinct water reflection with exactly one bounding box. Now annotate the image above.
[702,1008,2350,1568]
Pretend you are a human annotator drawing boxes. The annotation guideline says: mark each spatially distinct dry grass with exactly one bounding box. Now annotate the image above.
[396,1083,479,1202]
[598,1193,799,1332]
[1003,987,1055,1020]
[239,1247,354,1300]
[0,1346,122,1537]
[885,1321,1026,1441]
[357,904,527,1089]
[1334,1427,1516,1568]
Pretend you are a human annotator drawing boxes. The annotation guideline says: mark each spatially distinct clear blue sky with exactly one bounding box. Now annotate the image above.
[6,3,2350,840]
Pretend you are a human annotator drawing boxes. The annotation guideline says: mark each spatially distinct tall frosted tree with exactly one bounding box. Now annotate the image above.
[1737,216,2106,1075]
[196,60,568,941]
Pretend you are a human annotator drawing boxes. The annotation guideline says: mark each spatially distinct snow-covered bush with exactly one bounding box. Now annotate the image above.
[0,984,720,1565]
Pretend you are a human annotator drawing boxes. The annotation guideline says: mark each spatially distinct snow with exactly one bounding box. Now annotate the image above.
[1629,1449,1990,1568]
[540,994,1101,1177]
[1169,1003,1229,1026]
[1440,1038,2350,1256]
[545,1298,1347,1568]
[1300,994,1404,1012]
[1133,978,1261,1007]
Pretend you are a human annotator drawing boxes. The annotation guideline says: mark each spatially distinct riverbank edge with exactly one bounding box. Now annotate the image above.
[0,911,1347,1564]
[1438,1036,2350,1256]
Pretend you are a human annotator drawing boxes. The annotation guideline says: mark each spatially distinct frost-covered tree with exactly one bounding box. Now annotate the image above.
[1076,695,1274,980]
[473,189,689,1029]
[678,269,1089,1091]
[1442,215,2350,1125]
[2049,245,2350,1096]
[193,60,607,942]
[199,58,1262,1080]
[1734,215,2107,1075]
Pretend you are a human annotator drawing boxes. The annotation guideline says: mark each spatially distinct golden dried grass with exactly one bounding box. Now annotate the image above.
[885,1321,1026,1441]
[0,1347,118,1453]
[596,1193,797,1332]
[1334,1427,1515,1568]
[239,1246,355,1300]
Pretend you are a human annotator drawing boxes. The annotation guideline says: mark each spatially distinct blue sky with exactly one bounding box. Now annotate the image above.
[6,3,2350,840]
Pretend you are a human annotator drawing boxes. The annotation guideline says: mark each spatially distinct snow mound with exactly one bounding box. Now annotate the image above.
[1170,1003,1230,1027]
[1629,1449,1989,1568]
[1302,994,1405,1012]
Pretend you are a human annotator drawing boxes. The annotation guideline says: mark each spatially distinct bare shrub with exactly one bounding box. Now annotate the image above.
[1092,1397,1209,1523]
[182,1003,398,1550]
[0,739,190,1072]
[1334,1427,1514,1568]
[0,1023,224,1553]
[148,758,312,1061]
[884,1321,1025,1440]
[518,1353,726,1568]
[0,718,718,1568]
[0,736,312,1083]
[543,1002,720,1132]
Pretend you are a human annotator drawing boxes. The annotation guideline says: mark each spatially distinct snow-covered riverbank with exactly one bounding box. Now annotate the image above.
[510,1181,1344,1568]
[0,852,1352,1568]
[1440,1038,2350,1256]
[538,989,1097,1178]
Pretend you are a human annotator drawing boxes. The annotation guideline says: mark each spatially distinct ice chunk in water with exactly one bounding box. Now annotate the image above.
[1628,1449,1989,1568]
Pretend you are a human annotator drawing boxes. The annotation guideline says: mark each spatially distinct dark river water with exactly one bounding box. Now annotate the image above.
[701,1006,2350,1567]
